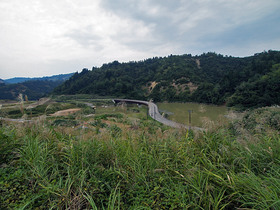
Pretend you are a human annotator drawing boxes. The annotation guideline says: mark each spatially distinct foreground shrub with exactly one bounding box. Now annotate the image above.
[0,112,279,209]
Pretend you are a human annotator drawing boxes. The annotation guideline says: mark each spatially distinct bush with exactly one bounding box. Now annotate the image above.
[90,119,107,128]
[109,124,122,137]
[242,106,280,133]
[52,119,78,127]
[95,113,123,120]
[0,108,279,209]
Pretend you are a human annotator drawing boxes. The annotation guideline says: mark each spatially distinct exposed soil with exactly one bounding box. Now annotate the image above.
[187,82,198,93]
[26,97,52,109]
[145,81,158,93]
[195,59,201,69]
[50,108,81,116]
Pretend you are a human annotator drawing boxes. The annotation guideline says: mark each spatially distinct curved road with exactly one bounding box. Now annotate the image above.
[1,98,203,130]
[113,99,204,131]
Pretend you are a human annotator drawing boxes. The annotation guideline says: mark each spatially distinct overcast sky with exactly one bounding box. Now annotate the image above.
[0,0,280,79]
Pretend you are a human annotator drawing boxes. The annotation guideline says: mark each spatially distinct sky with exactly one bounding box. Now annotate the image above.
[0,0,280,79]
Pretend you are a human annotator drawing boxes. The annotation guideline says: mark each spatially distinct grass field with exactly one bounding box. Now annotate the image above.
[0,99,279,209]
[157,102,229,128]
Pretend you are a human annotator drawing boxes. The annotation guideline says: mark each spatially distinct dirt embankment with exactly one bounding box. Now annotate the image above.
[50,108,81,116]
[26,97,52,109]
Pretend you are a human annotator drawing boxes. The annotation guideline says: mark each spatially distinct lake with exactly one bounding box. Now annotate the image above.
[157,102,229,128]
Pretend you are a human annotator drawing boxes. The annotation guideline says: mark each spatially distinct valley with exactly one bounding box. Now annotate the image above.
[0,95,279,209]
[1,50,280,209]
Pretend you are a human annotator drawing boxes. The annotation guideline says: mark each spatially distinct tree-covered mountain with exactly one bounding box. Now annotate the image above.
[0,73,74,100]
[0,80,62,100]
[53,50,280,109]
[227,63,280,109]
[4,73,74,84]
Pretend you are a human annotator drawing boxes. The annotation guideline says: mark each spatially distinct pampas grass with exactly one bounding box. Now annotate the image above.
[0,106,279,209]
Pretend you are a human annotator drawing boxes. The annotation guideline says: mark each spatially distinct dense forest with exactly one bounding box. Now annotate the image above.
[0,80,62,100]
[53,50,280,110]
[0,73,74,100]
[3,73,74,84]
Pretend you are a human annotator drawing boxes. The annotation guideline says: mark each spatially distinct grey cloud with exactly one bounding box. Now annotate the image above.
[65,27,104,50]
[101,0,280,56]
[100,0,186,53]
[197,10,280,56]
[1,0,280,79]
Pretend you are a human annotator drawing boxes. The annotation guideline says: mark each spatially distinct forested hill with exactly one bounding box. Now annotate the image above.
[0,73,74,100]
[53,50,280,109]
[4,73,74,84]
[0,80,62,100]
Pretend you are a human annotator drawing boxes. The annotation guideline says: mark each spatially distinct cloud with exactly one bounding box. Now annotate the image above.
[0,0,279,79]
[101,0,280,55]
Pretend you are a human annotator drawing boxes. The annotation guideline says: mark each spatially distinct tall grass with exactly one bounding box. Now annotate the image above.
[0,107,280,209]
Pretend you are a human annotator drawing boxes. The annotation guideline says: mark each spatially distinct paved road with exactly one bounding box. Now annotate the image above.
[26,97,51,109]
[0,117,33,123]
[113,99,204,131]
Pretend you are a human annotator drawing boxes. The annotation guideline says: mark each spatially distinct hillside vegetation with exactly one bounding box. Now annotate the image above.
[53,50,280,110]
[0,80,62,100]
[0,102,279,209]
[0,73,74,100]
[3,73,74,84]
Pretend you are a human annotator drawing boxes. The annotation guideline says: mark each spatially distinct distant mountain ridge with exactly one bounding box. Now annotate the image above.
[0,73,74,100]
[53,50,280,110]
[4,73,74,84]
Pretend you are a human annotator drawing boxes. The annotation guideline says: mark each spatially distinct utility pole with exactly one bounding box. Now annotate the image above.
[188,110,193,129]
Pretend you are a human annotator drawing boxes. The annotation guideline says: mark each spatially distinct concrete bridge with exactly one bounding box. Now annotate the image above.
[113,99,204,131]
